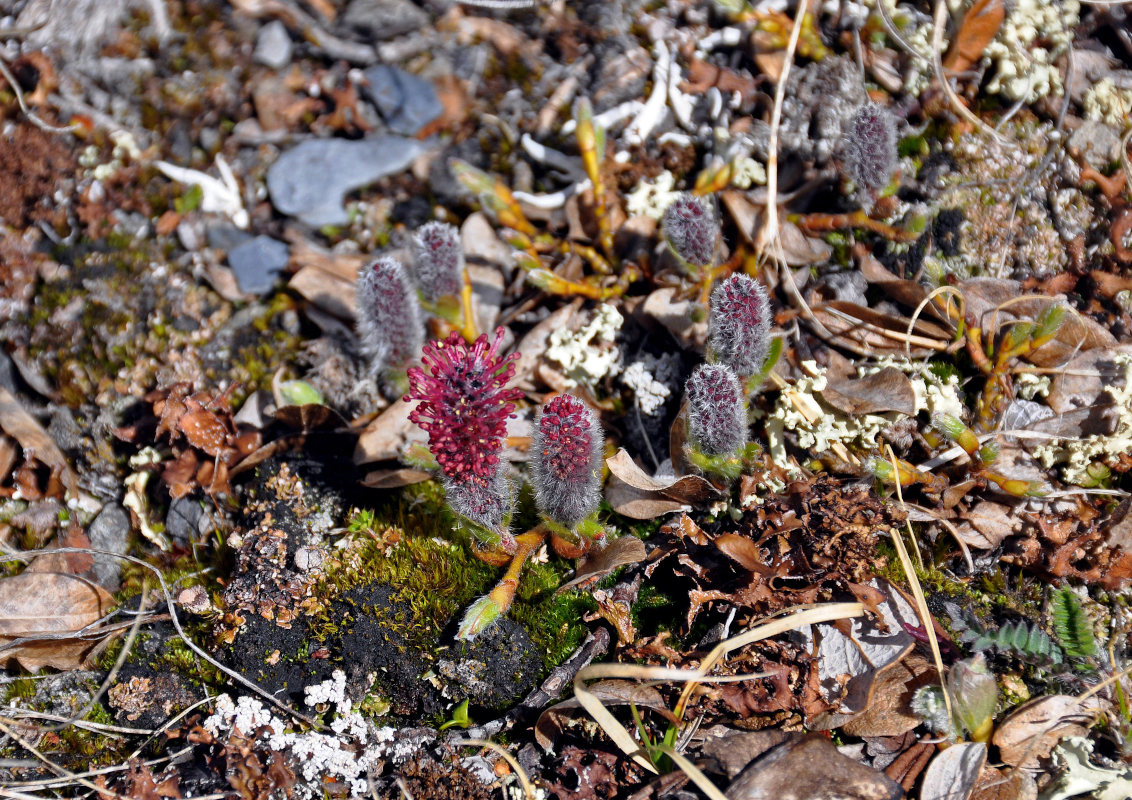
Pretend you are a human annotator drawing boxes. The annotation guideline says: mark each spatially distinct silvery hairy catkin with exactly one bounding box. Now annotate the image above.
[709,274,772,378]
[685,363,747,457]
[531,394,604,530]
[355,256,424,376]
[412,221,464,302]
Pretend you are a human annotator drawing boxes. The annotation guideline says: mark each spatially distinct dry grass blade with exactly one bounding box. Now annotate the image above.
[884,446,954,735]
[574,603,866,773]
[658,746,728,800]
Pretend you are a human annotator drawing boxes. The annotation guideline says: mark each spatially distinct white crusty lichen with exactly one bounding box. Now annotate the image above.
[1083,79,1132,128]
[730,157,767,189]
[625,171,682,220]
[1033,353,1132,486]
[202,671,406,799]
[621,352,681,415]
[546,304,623,387]
[1015,372,1051,400]
[766,357,965,471]
[982,0,1079,101]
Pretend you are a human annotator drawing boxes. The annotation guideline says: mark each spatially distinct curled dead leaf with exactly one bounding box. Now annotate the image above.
[821,367,918,417]
[0,571,117,671]
[992,695,1107,769]
[919,742,986,800]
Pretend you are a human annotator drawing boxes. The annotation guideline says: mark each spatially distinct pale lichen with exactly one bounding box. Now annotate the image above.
[1032,353,1132,486]
[545,304,623,387]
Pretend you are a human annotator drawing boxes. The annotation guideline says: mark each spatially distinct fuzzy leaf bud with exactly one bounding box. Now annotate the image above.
[531,395,604,530]
[709,274,772,378]
[355,256,425,382]
[686,363,748,457]
[844,103,898,206]
[662,193,719,272]
[412,221,464,302]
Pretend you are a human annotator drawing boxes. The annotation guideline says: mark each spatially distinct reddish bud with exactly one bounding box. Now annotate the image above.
[709,274,771,377]
[662,193,719,270]
[531,395,603,529]
[686,364,747,457]
[412,221,464,302]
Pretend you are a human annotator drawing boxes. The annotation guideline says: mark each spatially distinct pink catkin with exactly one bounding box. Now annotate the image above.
[406,327,521,483]
[709,274,771,377]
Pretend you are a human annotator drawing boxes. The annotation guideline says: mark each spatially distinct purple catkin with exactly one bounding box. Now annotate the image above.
[844,103,898,202]
[355,257,424,375]
[406,328,521,484]
[709,274,771,377]
[685,364,747,457]
[531,395,604,529]
[662,193,719,269]
[413,221,464,302]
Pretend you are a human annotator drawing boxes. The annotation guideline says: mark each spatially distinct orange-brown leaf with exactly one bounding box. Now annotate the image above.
[944,0,1006,74]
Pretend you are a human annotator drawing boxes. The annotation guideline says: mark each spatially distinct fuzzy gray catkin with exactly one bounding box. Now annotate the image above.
[355,256,425,376]
[685,363,747,456]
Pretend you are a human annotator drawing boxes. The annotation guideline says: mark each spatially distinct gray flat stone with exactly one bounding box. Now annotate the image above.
[267,136,427,226]
[1069,119,1122,170]
[88,503,129,590]
[362,64,443,137]
[254,20,292,70]
[342,0,428,41]
[228,235,290,295]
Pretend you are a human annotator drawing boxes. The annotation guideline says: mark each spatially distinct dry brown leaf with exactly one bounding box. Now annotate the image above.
[1046,345,1132,414]
[943,0,1005,73]
[992,695,1106,769]
[840,654,939,738]
[954,500,1021,550]
[559,536,647,592]
[604,475,690,519]
[810,300,948,357]
[604,449,720,507]
[360,467,432,489]
[0,386,78,497]
[289,265,356,319]
[919,742,986,800]
[725,735,903,800]
[0,572,117,671]
[970,764,1037,800]
[0,433,16,484]
[353,399,425,465]
[821,368,918,417]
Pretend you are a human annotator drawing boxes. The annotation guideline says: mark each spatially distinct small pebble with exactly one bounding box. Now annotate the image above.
[254,20,292,70]
[362,64,443,137]
[228,235,290,295]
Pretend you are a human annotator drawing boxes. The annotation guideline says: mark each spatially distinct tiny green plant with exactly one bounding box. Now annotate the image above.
[1051,587,1099,660]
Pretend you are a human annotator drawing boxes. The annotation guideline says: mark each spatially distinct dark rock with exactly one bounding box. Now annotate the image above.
[228,235,290,295]
[266,136,428,226]
[88,502,129,590]
[341,0,428,41]
[254,20,292,70]
[166,495,208,547]
[362,64,443,137]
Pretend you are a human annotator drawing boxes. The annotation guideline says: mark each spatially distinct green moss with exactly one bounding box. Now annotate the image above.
[323,482,595,669]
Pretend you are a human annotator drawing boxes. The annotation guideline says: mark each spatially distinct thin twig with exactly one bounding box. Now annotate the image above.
[0,547,320,730]
[0,58,77,134]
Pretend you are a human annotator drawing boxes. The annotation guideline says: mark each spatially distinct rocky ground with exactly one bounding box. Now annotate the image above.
[1,0,1132,798]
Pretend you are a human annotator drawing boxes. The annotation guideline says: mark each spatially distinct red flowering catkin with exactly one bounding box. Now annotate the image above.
[709,274,771,378]
[405,328,521,534]
[531,395,603,530]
